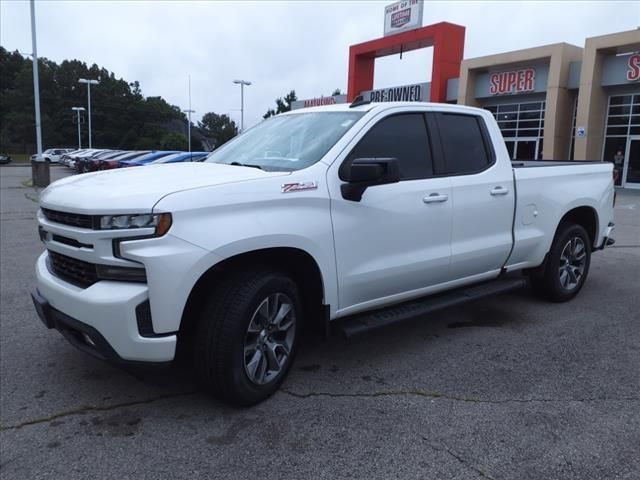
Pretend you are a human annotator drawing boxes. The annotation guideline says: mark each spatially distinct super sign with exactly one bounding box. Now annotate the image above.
[489,68,536,95]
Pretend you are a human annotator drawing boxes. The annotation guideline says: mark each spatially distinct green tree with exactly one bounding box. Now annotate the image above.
[332,88,343,96]
[263,90,297,119]
[198,112,238,148]
[160,132,188,151]
[0,46,186,153]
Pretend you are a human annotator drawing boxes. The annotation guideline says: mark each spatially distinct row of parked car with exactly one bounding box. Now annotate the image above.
[59,148,209,173]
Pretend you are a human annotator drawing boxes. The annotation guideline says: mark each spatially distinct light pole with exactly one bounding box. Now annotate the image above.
[71,107,85,149]
[183,109,195,153]
[233,79,251,133]
[29,0,43,162]
[78,78,99,148]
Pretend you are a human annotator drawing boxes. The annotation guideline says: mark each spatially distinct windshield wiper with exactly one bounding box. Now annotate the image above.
[229,161,264,170]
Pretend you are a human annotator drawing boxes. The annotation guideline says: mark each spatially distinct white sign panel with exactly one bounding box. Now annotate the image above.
[576,127,586,138]
[384,0,424,36]
[361,82,429,103]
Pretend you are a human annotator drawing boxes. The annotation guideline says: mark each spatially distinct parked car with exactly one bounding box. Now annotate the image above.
[33,102,616,406]
[150,152,208,164]
[31,148,74,163]
[90,150,153,171]
[102,151,179,169]
[82,150,126,172]
[121,151,206,167]
[60,149,88,168]
[75,150,119,173]
[70,149,107,172]
[0,153,12,165]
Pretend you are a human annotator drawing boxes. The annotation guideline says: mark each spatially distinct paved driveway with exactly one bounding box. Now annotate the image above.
[1,165,639,479]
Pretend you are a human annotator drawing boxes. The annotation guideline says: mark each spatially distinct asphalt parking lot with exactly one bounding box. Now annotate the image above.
[1,165,639,480]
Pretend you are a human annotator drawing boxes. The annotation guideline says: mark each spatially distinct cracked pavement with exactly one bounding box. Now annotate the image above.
[1,166,639,479]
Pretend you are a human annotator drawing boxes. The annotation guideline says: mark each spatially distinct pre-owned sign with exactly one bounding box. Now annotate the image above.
[361,82,429,102]
[384,0,424,36]
[489,68,536,95]
[627,54,640,81]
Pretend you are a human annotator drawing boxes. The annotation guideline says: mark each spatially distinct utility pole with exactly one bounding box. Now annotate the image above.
[183,75,195,153]
[30,1,43,158]
[72,107,85,149]
[30,0,49,187]
[78,78,99,148]
[233,79,252,133]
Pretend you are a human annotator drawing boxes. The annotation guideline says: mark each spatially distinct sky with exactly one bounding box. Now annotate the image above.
[1,1,639,130]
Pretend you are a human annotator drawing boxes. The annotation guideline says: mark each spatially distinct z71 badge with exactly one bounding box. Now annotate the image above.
[281,181,318,193]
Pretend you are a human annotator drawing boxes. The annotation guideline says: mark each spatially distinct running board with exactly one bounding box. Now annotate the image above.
[337,277,529,338]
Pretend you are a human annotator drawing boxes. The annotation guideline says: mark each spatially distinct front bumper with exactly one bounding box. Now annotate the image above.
[34,252,176,363]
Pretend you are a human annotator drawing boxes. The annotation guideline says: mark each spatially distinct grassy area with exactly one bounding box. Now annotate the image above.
[5,153,31,163]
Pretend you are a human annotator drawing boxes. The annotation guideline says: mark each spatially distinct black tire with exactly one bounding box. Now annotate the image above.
[194,267,301,406]
[529,222,591,302]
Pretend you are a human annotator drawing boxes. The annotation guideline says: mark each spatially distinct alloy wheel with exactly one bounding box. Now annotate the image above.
[243,293,296,385]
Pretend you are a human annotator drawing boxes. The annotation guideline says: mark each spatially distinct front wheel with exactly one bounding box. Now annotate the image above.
[529,222,591,302]
[194,268,301,406]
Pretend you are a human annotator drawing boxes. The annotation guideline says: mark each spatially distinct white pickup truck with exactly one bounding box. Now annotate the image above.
[32,102,615,405]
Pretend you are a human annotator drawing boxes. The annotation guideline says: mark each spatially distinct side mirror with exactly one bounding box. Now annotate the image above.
[340,157,400,201]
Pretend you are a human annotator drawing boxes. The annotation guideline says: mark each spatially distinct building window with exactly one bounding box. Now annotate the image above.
[569,97,578,161]
[603,94,640,186]
[484,101,545,160]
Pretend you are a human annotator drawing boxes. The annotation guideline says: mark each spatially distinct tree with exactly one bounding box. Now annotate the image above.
[160,132,188,151]
[263,90,297,119]
[332,88,343,96]
[0,47,186,153]
[198,112,238,148]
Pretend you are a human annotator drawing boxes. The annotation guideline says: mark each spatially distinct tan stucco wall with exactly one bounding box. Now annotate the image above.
[574,29,640,160]
[458,43,582,159]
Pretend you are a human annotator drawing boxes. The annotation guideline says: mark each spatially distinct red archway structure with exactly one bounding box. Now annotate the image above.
[347,22,465,103]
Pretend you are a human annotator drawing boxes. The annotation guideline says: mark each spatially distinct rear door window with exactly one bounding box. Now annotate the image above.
[435,113,493,175]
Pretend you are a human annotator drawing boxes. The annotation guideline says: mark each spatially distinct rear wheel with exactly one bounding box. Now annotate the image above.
[194,268,301,406]
[529,222,591,302]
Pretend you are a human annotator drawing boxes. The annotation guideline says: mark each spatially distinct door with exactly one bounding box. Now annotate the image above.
[623,137,640,188]
[433,112,515,280]
[330,112,452,312]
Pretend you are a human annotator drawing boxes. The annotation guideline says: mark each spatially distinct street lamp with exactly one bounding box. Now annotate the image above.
[29,1,43,162]
[233,79,252,133]
[183,109,195,153]
[71,107,85,149]
[78,78,100,148]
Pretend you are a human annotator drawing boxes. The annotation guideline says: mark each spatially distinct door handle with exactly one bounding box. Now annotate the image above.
[423,193,449,204]
[490,186,509,196]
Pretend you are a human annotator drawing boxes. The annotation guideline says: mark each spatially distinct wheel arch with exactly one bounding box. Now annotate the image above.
[557,205,599,248]
[176,247,327,361]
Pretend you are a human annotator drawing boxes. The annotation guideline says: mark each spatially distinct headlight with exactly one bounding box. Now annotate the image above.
[99,213,172,236]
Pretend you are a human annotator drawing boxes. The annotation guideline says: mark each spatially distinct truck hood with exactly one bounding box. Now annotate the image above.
[40,163,289,213]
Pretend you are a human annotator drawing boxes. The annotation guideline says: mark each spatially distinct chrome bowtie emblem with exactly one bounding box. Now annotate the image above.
[281,181,318,193]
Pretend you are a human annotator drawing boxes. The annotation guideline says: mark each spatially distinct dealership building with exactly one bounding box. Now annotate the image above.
[294,25,640,188]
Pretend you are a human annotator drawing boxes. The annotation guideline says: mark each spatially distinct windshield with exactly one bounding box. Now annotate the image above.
[205,111,364,171]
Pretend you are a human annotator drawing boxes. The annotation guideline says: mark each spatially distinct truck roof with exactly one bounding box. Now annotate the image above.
[282,101,489,116]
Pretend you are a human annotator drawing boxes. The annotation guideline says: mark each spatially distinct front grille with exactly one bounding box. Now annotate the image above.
[42,208,96,229]
[47,250,98,288]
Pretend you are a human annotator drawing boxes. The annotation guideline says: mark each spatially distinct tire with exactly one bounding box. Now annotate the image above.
[194,267,301,406]
[529,222,591,302]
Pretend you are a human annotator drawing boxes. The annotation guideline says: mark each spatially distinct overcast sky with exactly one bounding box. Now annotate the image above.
[1,1,638,129]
